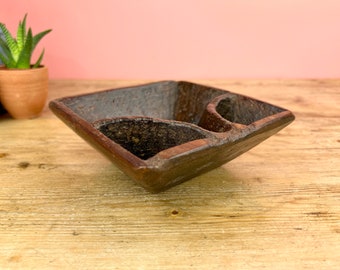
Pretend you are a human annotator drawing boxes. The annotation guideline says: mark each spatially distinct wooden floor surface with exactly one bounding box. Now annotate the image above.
[0,80,339,269]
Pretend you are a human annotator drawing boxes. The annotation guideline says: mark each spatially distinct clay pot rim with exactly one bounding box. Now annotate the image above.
[0,65,46,71]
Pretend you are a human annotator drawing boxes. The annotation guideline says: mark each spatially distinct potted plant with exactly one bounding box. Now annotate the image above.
[0,14,51,119]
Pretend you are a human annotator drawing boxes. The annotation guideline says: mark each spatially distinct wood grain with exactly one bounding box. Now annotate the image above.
[0,80,339,269]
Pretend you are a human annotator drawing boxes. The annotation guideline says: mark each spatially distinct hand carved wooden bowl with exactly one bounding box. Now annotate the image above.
[49,81,295,193]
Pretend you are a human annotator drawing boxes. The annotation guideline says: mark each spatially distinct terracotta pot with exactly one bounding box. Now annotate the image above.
[0,66,48,119]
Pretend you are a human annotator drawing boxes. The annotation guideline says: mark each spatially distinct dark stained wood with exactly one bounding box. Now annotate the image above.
[49,81,295,192]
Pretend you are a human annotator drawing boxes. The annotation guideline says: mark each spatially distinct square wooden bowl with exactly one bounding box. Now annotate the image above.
[49,81,295,192]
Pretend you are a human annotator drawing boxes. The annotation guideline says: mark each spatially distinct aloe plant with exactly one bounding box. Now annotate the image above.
[0,14,51,69]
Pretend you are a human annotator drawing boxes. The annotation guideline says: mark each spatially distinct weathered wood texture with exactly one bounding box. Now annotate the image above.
[49,81,294,192]
[0,80,339,269]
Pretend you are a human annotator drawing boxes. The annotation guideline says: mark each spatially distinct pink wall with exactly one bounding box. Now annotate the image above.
[1,0,340,79]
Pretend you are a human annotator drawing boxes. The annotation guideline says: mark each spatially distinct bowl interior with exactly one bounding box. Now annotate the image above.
[95,118,208,160]
[215,95,285,125]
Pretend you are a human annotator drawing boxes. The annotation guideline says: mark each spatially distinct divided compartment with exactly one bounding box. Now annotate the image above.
[49,81,295,192]
[93,117,212,160]
[198,93,286,132]
[214,94,285,126]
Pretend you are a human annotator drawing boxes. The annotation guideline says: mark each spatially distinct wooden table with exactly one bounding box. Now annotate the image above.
[0,80,339,269]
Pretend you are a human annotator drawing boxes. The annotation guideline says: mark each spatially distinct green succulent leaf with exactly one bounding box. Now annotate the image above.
[32,48,45,68]
[0,22,19,62]
[0,35,16,67]
[0,50,10,66]
[16,14,27,52]
[16,28,33,69]
[0,14,51,69]
[32,29,52,52]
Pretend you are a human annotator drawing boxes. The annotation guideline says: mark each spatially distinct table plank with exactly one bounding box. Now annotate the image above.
[1,80,339,269]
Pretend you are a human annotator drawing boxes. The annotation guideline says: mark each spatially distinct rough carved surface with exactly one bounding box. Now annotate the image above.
[49,81,294,192]
[96,118,207,160]
[215,95,284,125]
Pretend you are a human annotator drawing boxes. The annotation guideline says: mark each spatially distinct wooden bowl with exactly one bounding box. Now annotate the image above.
[49,81,295,192]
